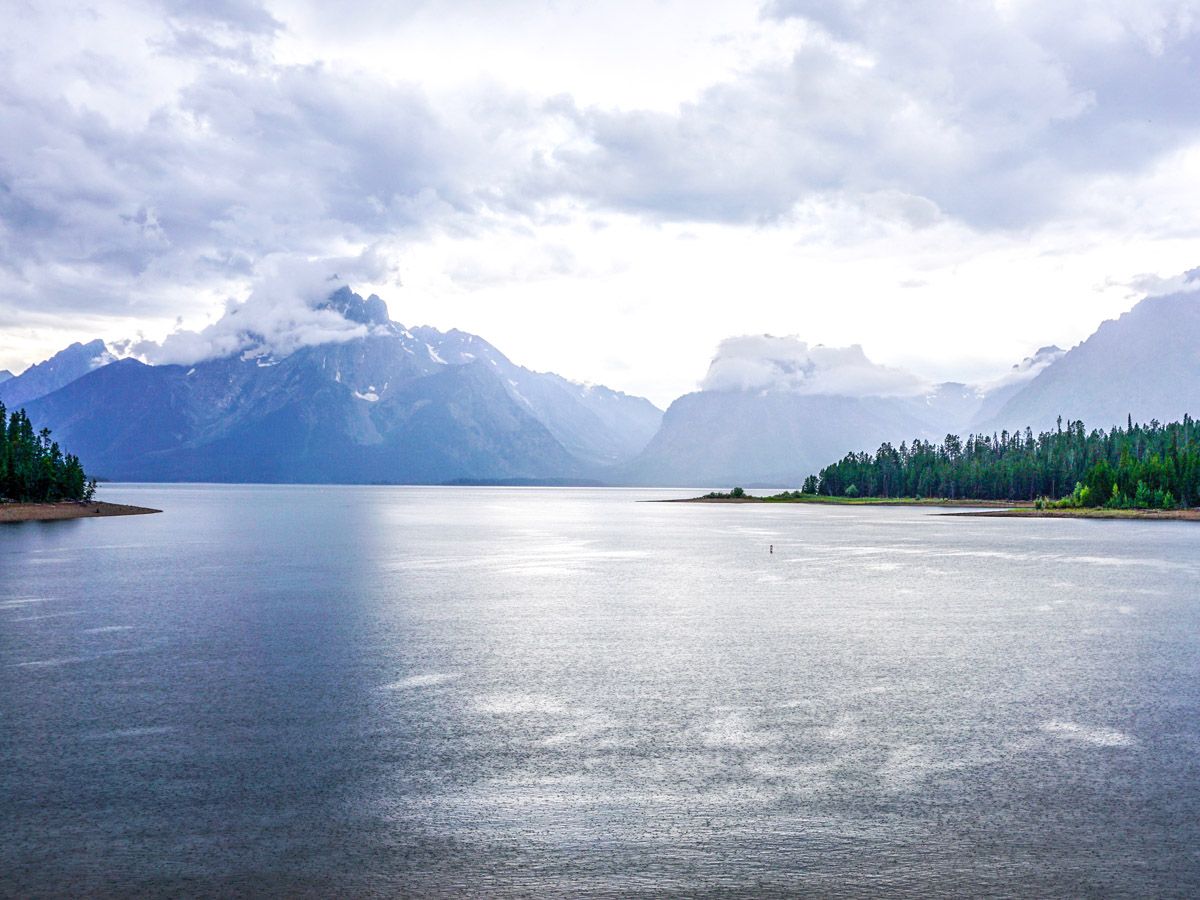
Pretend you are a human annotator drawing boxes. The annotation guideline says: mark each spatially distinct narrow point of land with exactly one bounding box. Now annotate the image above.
[667,495,1032,508]
[667,491,1200,520]
[0,501,162,523]
[948,507,1200,520]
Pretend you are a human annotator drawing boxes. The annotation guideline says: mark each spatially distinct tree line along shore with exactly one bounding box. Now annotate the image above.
[1,402,94,503]
[1,402,159,522]
[694,416,1200,519]
[5,398,1199,520]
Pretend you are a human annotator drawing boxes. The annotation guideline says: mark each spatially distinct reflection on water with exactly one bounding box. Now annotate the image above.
[3,485,1200,896]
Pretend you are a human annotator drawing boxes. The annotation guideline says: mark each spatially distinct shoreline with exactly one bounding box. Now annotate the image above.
[666,494,1199,520]
[947,507,1200,521]
[0,501,162,523]
[664,496,1031,508]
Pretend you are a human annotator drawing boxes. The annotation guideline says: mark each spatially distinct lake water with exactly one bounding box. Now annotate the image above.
[3,485,1200,897]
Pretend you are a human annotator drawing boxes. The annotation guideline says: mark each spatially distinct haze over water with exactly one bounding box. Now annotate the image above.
[3,485,1200,897]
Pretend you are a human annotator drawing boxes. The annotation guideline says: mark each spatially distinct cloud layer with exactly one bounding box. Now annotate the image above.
[701,334,930,397]
[544,0,1200,227]
[131,253,388,365]
[3,0,1200,398]
[5,1,1200,310]
[978,345,1067,393]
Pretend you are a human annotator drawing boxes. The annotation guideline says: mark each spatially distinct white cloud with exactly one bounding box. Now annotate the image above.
[131,252,391,365]
[2,0,1200,406]
[1120,266,1200,299]
[977,345,1067,392]
[701,334,931,397]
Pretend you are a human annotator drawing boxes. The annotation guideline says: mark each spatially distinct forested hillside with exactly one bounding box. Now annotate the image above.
[812,416,1200,509]
[1,402,94,502]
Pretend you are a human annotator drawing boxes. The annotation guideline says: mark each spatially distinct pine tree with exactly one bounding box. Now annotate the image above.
[0,402,94,503]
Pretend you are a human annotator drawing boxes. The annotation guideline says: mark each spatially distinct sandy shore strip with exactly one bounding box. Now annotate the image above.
[665,496,1031,508]
[947,507,1200,521]
[0,501,162,523]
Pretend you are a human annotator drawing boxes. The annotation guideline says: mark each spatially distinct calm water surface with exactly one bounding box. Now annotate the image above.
[2,485,1200,897]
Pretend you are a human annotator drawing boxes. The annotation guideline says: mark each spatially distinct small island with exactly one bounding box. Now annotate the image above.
[674,417,1200,521]
[0,402,160,523]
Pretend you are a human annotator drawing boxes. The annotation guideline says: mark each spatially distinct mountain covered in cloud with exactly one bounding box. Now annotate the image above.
[617,391,939,487]
[976,290,1200,434]
[13,286,1200,488]
[619,337,947,486]
[19,288,661,483]
[962,345,1065,429]
[699,335,932,398]
[617,294,1199,487]
[902,345,1066,436]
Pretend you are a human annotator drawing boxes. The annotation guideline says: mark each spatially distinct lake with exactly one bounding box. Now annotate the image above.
[3,485,1200,897]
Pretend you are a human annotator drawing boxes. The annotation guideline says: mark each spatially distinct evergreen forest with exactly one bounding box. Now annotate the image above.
[0,402,94,503]
[809,416,1200,509]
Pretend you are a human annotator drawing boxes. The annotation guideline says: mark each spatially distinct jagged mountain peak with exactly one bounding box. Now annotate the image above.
[0,338,114,408]
[14,287,663,482]
[321,285,393,328]
[975,289,1200,433]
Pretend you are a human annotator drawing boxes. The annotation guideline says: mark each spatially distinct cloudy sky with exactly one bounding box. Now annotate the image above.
[3,0,1199,405]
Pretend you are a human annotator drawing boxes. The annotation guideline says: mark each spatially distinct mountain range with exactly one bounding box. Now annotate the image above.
[621,293,1195,485]
[5,287,1198,487]
[975,292,1200,434]
[13,289,660,483]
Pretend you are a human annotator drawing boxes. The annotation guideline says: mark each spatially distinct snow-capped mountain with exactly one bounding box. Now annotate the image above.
[18,289,662,483]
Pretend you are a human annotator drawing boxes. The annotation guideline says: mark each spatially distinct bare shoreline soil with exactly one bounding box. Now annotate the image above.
[666,497,1031,508]
[948,507,1200,521]
[0,501,162,523]
[668,495,1199,520]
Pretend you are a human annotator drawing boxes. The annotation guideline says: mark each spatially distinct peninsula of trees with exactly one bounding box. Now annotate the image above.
[810,416,1199,510]
[1,402,95,502]
[691,416,1200,514]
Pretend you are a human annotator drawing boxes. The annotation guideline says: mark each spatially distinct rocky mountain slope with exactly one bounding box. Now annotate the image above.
[19,289,661,483]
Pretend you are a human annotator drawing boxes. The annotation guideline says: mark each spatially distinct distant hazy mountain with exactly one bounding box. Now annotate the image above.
[614,336,1095,487]
[908,382,982,437]
[0,339,113,408]
[415,326,662,467]
[976,291,1200,433]
[617,389,940,487]
[21,288,660,483]
[0,370,12,384]
[966,346,1065,430]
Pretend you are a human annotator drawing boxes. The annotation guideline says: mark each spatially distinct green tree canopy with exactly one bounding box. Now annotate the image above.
[810,416,1199,510]
[0,402,95,503]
